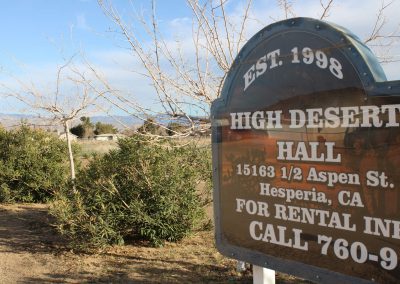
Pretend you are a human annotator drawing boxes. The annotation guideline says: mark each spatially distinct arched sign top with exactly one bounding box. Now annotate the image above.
[237,17,387,81]
[216,17,398,113]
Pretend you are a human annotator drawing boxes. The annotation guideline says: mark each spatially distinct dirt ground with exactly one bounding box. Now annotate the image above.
[0,203,310,283]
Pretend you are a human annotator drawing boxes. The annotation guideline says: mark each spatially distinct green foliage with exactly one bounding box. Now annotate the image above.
[0,126,72,203]
[51,136,212,248]
[137,118,166,136]
[71,117,118,137]
[166,122,187,136]
[70,124,85,138]
[94,122,117,135]
[71,116,95,138]
[80,116,92,126]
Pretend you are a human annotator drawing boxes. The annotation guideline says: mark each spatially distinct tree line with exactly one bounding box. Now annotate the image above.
[70,116,117,139]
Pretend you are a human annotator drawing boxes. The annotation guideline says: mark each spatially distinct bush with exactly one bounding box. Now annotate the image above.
[94,122,117,135]
[51,136,212,248]
[0,126,72,203]
[137,118,167,136]
[166,122,187,136]
[70,116,95,138]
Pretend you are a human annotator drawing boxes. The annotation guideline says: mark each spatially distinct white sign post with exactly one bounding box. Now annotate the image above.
[253,265,275,284]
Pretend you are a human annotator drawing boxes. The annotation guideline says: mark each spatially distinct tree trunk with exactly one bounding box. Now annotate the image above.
[63,120,76,180]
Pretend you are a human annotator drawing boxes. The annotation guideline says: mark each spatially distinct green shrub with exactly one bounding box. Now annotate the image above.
[137,118,167,136]
[0,126,72,203]
[94,121,117,135]
[0,184,11,203]
[70,116,95,138]
[51,136,212,248]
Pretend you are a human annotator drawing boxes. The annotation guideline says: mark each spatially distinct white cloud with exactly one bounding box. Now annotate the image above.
[76,13,91,31]
[168,17,191,34]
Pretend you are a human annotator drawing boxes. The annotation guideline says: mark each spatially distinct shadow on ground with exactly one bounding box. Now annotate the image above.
[0,205,68,254]
[0,204,312,284]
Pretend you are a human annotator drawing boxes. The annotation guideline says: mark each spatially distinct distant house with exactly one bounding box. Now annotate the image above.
[58,132,78,141]
[94,133,125,141]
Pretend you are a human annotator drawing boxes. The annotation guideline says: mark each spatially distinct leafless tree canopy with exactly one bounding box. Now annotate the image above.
[95,0,400,136]
[0,54,111,179]
[97,0,256,136]
[2,1,399,139]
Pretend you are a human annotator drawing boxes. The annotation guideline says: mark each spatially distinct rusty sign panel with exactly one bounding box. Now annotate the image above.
[211,17,400,284]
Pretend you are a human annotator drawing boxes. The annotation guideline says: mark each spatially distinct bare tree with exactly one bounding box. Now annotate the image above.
[97,0,254,136]
[96,0,399,136]
[0,54,110,181]
[363,0,400,64]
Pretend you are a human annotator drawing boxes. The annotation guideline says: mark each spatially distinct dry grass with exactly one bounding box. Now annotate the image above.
[0,204,312,283]
[75,136,210,155]
[75,140,119,156]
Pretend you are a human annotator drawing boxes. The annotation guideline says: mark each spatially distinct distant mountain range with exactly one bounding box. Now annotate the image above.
[0,113,143,130]
[88,115,143,129]
[0,113,208,131]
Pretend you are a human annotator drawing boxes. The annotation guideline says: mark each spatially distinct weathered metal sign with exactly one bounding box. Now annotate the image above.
[211,17,400,284]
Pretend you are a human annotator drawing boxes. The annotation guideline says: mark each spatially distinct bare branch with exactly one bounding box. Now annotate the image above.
[0,52,114,180]
[319,0,334,20]
[364,0,395,44]
[277,0,296,19]
[237,0,253,54]
[96,0,398,137]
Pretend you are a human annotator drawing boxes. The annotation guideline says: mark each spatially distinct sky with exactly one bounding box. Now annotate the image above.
[0,0,189,64]
[0,0,399,116]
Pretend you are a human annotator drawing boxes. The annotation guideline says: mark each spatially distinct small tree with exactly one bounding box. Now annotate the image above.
[94,121,117,135]
[166,122,187,136]
[0,55,111,181]
[137,118,166,136]
[71,116,95,138]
